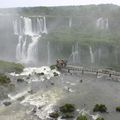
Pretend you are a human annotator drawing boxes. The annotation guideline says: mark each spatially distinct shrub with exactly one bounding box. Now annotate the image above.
[116,106,120,112]
[96,117,104,120]
[50,65,57,70]
[49,112,59,118]
[59,103,75,113]
[93,104,107,113]
[61,112,74,119]
[0,74,11,85]
[76,115,88,120]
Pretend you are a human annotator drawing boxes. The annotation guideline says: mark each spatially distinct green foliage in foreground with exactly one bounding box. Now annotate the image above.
[0,74,11,85]
[116,106,120,112]
[76,115,88,120]
[96,117,104,120]
[61,112,74,119]
[93,104,107,113]
[60,103,75,113]
[59,103,75,119]
[0,60,24,73]
[49,112,59,118]
[50,65,57,70]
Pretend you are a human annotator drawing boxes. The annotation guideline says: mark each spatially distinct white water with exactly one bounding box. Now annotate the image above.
[37,18,42,34]
[24,17,33,35]
[13,19,18,35]
[21,37,27,60]
[72,45,76,63]
[27,35,40,63]
[69,17,72,28]
[89,46,94,64]
[16,36,22,60]
[47,41,50,65]
[42,16,48,34]
[14,16,48,64]
[21,88,63,120]
[10,66,60,79]
[8,88,30,101]
[71,43,79,64]
[96,17,109,29]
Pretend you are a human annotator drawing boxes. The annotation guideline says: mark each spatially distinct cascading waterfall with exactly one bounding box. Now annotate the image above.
[47,41,51,65]
[27,36,40,63]
[105,18,109,29]
[96,17,109,30]
[21,37,27,60]
[37,18,42,34]
[98,48,101,64]
[72,45,76,63]
[14,16,48,64]
[42,16,48,34]
[16,36,22,60]
[71,42,79,64]
[24,17,33,35]
[75,42,79,63]
[89,46,94,64]
[13,19,18,35]
[69,17,72,28]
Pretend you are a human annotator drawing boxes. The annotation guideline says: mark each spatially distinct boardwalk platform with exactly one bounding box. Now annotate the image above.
[63,64,120,77]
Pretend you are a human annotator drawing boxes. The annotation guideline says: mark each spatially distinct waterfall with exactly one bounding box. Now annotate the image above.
[89,46,94,64]
[16,36,22,60]
[21,37,27,60]
[72,45,75,63]
[14,16,48,64]
[47,41,50,65]
[98,48,101,64]
[96,17,109,30]
[27,36,40,63]
[42,16,48,34]
[37,18,42,34]
[75,42,79,63]
[105,18,109,29]
[69,17,72,28]
[13,19,18,35]
[24,17,33,35]
[71,42,79,64]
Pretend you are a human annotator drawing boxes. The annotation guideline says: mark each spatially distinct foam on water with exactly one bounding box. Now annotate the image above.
[8,88,30,101]
[21,88,63,119]
[10,66,60,81]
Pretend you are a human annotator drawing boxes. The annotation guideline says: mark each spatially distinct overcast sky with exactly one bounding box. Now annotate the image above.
[0,0,120,8]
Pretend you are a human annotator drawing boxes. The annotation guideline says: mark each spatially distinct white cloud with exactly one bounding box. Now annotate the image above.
[0,0,120,8]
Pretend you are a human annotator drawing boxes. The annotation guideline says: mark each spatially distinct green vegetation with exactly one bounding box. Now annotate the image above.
[76,115,88,120]
[60,103,75,113]
[116,106,120,112]
[50,65,57,70]
[61,112,74,119]
[96,117,104,120]
[0,60,24,73]
[0,74,11,85]
[49,112,59,118]
[93,104,107,113]
[59,103,75,119]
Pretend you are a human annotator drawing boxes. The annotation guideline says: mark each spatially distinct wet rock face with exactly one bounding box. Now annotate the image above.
[116,106,120,112]
[17,78,24,83]
[3,101,11,106]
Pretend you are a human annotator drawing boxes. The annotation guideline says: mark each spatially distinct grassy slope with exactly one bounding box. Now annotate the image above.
[0,60,24,73]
